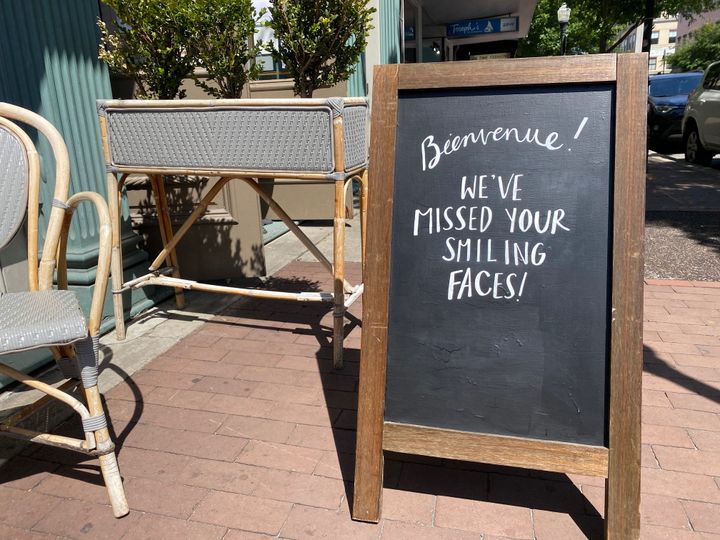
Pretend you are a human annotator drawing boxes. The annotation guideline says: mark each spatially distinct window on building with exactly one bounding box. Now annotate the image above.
[651,31,659,45]
[669,30,677,43]
[624,33,636,52]
[648,57,657,71]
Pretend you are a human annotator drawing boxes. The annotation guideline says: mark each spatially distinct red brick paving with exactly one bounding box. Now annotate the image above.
[0,264,718,539]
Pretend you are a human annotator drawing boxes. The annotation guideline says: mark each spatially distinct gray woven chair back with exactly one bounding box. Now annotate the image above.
[99,102,368,175]
[0,125,28,250]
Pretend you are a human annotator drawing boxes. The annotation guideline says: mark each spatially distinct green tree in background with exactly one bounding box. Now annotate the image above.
[184,0,262,98]
[99,0,194,99]
[517,0,720,57]
[667,21,720,70]
[99,0,261,99]
[265,0,375,97]
[517,0,609,56]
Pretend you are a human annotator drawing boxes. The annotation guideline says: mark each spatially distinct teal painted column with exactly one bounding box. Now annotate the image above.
[349,0,400,97]
[348,52,367,97]
[380,0,401,64]
[0,1,162,378]
[0,1,112,265]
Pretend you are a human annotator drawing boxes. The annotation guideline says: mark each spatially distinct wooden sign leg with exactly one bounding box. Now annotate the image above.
[352,355,384,522]
[605,52,645,540]
[605,461,640,539]
[353,64,398,523]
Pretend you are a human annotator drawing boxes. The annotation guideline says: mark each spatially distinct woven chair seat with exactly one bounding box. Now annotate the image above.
[0,290,87,354]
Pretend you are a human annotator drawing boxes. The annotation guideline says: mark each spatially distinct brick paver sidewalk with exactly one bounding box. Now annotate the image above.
[0,262,718,539]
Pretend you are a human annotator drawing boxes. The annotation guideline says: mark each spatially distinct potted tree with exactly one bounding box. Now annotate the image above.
[185,0,263,98]
[98,0,267,283]
[265,0,375,97]
[98,0,194,99]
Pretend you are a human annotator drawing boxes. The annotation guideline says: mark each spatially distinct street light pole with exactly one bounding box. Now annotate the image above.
[557,3,571,56]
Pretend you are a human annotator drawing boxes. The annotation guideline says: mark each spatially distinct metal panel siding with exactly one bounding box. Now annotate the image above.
[0,1,115,383]
[0,0,112,266]
[380,0,401,64]
[348,53,367,97]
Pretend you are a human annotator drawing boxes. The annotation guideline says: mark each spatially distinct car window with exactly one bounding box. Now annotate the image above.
[702,64,720,89]
[649,74,703,97]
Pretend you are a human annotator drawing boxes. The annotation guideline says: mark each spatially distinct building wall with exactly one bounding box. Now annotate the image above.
[617,14,678,74]
[381,0,402,63]
[677,9,720,44]
[649,16,679,74]
[0,0,163,381]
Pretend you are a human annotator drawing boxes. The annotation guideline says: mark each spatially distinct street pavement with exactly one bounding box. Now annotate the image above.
[0,152,718,538]
[646,151,720,281]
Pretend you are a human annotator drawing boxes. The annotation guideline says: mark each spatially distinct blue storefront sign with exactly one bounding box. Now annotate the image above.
[447,16,519,38]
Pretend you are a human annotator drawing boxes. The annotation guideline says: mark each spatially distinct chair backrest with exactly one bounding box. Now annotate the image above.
[0,103,72,291]
[0,121,29,250]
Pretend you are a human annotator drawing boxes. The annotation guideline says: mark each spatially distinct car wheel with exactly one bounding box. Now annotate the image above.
[649,137,669,154]
[685,126,713,165]
[647,133,659,151]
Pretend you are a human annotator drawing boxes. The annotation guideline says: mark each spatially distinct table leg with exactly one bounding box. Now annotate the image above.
[359,169,368,274]
[106,173,126,340]
[333,178,346,369]
[150,175,185,309]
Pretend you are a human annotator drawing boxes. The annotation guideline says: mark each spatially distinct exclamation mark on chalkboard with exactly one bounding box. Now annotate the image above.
[569,117,589,151]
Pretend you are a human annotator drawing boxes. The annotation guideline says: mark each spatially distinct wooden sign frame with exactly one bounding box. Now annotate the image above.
[353,54,646,539]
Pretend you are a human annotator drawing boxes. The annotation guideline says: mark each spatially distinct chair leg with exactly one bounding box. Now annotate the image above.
[75,337,129,517]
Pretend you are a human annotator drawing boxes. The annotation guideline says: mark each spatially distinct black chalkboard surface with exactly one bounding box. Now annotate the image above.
[385,86,614,446]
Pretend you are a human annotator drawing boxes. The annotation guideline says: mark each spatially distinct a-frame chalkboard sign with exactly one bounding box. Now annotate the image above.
[353,54,646,539]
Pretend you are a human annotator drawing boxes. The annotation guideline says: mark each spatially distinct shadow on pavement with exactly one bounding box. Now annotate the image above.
[646,155,720,212]
[645,152,720,281]
[646,211,720,255]
[644,345,720,406]
[0,355,146,490]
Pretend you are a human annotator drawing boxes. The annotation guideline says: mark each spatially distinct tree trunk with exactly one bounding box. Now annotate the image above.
[599,0,609,52]
[642,0,656,53]
[296,72,315,98]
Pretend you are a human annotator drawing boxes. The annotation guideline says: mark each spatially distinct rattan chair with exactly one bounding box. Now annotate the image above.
[0,102,128,517]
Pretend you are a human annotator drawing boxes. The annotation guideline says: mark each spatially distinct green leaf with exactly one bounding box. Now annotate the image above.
[266,0,375,97]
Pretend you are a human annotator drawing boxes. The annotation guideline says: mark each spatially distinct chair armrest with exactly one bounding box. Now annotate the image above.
[56,191,112,337]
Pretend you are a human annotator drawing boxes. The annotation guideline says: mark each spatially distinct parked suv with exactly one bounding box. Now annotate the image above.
[682,61,720,165]
[648,72,702,148]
